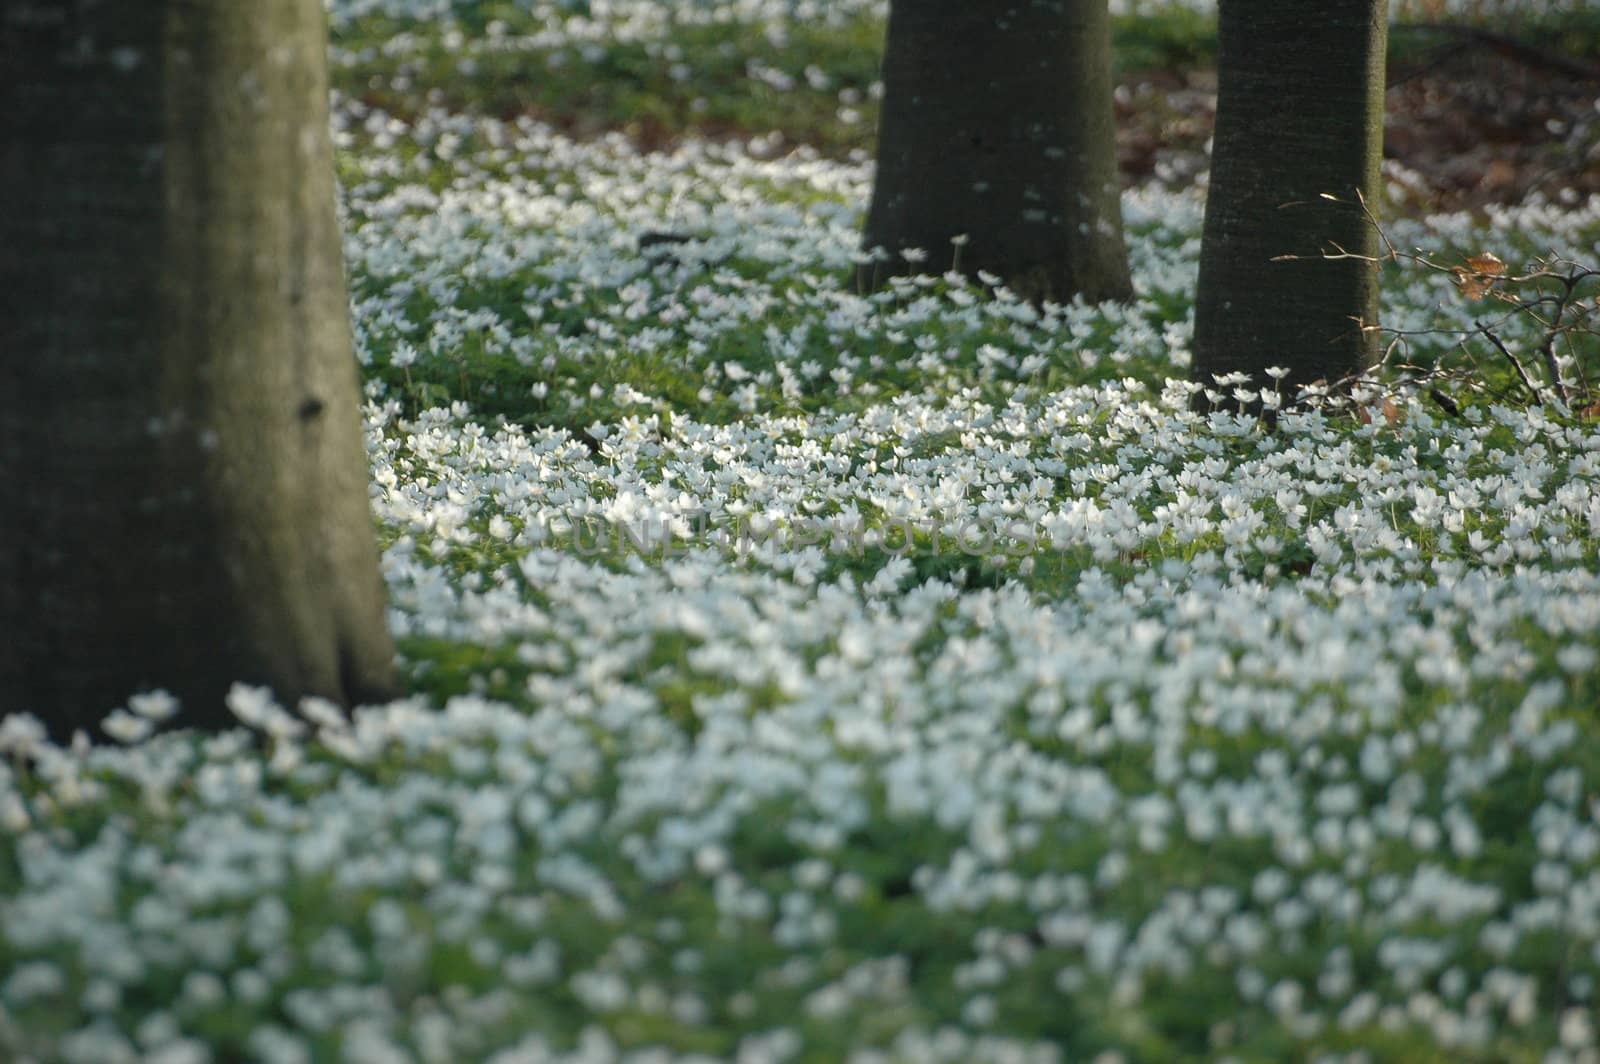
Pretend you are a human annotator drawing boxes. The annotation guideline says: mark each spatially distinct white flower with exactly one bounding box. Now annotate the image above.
[100,709,154,745]
[128,690,180,721]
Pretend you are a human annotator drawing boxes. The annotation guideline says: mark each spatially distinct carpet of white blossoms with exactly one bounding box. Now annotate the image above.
[6,5,1600,1064]
[322,0,1585,30]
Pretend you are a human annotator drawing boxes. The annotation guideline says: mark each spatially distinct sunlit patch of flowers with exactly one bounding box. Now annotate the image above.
[332,100,1206,432]
[7,380,1600,1057]
[5,7,1600,1063]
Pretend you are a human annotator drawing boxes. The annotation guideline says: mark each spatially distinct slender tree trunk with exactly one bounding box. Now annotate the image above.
[1191,0,1388,409]
[860,0,1133,304]
[0,1,398,736]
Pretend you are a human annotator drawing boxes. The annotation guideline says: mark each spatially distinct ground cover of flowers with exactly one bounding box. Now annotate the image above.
[5,3,1600,1062]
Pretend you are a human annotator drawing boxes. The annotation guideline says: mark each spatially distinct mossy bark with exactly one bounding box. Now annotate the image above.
[859,0,1133,304]
[1191,0,1389,409]
[0,1,398,736]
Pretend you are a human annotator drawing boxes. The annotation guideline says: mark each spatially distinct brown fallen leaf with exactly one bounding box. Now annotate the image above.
[1465,251,1506,276]
[1453,267,1493,301]
[1354,396,1404,426]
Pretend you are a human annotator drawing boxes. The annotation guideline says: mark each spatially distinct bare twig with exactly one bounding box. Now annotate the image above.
[1475,320,1544,402]
[1535,262,1600,408]
[1429,388,1463,417]
[1270,193,1599,416]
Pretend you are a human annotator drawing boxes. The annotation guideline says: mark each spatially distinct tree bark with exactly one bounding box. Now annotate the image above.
[860,0,1133,304]
[1191,0,1389,409]
[0,1,398,736]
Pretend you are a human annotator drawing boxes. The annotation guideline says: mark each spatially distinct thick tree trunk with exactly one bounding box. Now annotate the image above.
[860,0,1133,304]
[0,2,398,736]
[1192,0,1388,409]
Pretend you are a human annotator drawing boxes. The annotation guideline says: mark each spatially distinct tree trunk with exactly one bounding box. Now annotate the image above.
[0,1,398,736]
[1191,0,1388,410]
[860,0,1133,304]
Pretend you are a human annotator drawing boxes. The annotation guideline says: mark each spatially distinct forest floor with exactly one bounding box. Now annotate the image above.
[6,8,1600,1063]
[1119,39,1600,211]
[333,9,1599,215]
